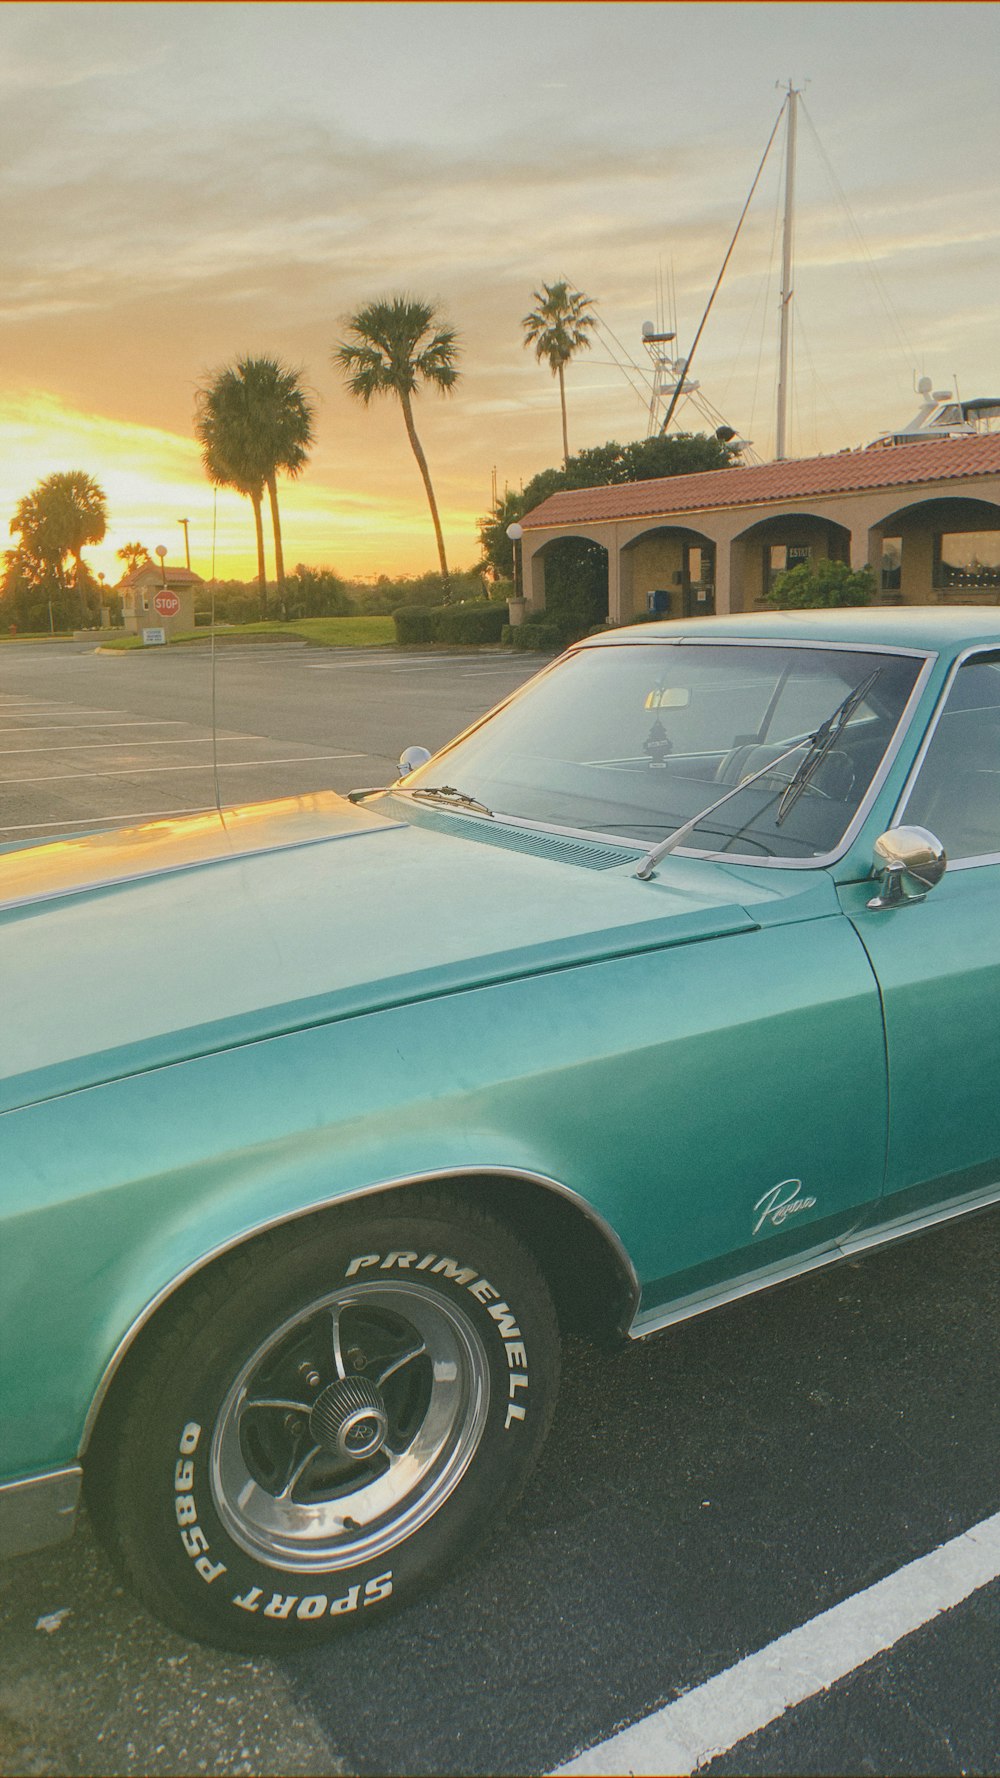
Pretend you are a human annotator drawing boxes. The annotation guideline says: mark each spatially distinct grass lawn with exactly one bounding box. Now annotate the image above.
[98,616,396,651]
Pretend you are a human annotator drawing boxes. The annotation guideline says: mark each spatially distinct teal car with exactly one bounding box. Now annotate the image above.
[2,608,998,1650]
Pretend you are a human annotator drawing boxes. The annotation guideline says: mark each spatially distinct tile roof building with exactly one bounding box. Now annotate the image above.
[517,437,1000,623]
[116,561,204,637]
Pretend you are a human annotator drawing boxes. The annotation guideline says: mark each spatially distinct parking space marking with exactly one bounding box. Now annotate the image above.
[0,737,256,755]
[0,721,191,734]
[552,1509,1000,1777]
[0,753,367,785]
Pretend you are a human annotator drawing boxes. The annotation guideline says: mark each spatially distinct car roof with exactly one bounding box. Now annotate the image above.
[584,607,1000,654]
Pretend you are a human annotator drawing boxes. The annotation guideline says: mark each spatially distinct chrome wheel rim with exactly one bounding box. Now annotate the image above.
[211,1280,490,1573]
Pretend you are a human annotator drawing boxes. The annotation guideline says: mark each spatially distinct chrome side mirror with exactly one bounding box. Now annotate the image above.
[398,745,432,779]
[867,825,946,910]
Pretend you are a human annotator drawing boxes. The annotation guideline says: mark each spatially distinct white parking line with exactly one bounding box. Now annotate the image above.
[0,753,366,785]
[0,721,191,734]
[552,1509,1000,1776]
[0,737,254,755]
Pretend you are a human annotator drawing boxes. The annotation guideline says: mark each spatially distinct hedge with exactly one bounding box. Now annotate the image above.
[392,600,508,645]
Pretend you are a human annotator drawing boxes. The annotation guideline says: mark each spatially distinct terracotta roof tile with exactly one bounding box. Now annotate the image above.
[520,436,1000,530]
[118,564,204,588]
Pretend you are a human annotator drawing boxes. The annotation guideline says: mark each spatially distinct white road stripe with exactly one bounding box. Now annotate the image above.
[0,753,366,785]
[0,721,190,733]
[0,737,254,755]
[552,1510,1000,1776]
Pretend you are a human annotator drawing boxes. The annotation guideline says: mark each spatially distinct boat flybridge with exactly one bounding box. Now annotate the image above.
[869,378,1000,448]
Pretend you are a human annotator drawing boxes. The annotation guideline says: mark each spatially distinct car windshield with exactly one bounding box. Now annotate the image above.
[395,641,924,861]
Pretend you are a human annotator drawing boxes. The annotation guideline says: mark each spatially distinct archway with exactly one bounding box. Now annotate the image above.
[619,525,719,622]
[869,496,1000,605]
[731,512,852,610]
[526,533,609,634]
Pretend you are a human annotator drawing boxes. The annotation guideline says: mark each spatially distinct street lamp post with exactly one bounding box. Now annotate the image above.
[178,519,191,570]
[155,545,168,586]
[505,522,524,624]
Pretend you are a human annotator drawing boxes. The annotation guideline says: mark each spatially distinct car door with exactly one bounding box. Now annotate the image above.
[845,648,1000,1225]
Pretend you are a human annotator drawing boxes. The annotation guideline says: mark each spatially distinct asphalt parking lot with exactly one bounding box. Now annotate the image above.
[1,637,998,1777]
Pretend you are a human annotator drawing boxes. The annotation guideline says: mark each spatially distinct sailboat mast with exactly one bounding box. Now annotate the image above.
[775,82,799,461]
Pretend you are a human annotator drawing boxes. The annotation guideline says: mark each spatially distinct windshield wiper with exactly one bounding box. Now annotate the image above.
[634,669,882,880]
[634,738,810,878]
[395,784,495,818]
[775,669,881,825]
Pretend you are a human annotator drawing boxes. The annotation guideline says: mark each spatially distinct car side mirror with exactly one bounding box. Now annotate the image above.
[398,745,432,779]
[867,825,946,910]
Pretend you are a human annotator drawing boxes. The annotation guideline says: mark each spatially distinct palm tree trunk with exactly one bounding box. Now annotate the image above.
[250,490,267,613]
[558,362,569,469]
[399,388,451,601]
[72,549,88,622]
[266,473,286,611]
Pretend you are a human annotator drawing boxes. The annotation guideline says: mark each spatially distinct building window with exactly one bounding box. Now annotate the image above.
[880,537,902,592]
[934,532,1000,591]
[766,543,810,591]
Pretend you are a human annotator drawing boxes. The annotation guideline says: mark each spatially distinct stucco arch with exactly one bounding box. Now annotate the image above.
[867,495,1000,605]
[523,530,610,626]
[730,511,853,610]
[619,524,719,622]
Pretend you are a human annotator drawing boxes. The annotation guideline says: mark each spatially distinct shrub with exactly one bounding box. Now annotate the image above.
[504,620,565,651]
[393,606,434,644]
[765,558,875,609]
[432,601,508,644]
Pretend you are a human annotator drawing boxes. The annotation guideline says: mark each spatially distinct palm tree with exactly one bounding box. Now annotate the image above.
[117,542,151,574]
[10,471,107,619]
[334,295,460,598]
[195,406,268,607]
[522,281,597,468]
[194,356,315,608]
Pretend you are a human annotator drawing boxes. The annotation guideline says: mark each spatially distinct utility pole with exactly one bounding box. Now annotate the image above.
[178,518,191,569]
[775,82,799,462]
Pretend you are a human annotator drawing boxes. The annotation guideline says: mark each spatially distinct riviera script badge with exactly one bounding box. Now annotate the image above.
[752,1178,817,1236]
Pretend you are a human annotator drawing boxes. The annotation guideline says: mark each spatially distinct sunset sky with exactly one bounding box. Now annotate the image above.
[2,1,997,584]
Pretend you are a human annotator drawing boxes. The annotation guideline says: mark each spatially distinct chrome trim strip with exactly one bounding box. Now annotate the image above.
[891,643,1000,866]
[80,1166,640,1453]
[628,1180,1000,1339]
[0,1465,82,1560]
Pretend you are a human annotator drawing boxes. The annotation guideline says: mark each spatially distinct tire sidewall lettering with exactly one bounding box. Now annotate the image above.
[344,1248,530,1428]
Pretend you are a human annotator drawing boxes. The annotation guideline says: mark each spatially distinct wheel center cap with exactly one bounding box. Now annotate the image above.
[309,1376,389,1461]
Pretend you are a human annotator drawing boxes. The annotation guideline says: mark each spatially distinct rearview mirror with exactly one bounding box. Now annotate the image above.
[867,825,946,909]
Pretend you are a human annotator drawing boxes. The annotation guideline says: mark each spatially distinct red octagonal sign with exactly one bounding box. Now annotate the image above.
[153,589,181,618]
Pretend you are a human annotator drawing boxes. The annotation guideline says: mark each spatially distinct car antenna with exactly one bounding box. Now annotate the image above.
[210,488,222,814]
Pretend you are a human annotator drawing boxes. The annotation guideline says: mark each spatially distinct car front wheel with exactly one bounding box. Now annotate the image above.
[86,1193,560,1649]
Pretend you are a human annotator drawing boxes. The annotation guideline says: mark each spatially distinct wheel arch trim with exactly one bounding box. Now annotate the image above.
[79,1165,639,1456]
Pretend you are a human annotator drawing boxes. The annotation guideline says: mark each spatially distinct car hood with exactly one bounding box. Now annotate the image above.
[0,791,827,1111]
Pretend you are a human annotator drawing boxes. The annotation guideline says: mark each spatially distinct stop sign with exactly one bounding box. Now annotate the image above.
[153,589,181,618]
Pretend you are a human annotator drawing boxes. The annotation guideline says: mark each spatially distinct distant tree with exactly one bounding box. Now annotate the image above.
[284,564,355,620]
[195,356,315,609]
[9,471,107,622]
[476,488,525,582]
[117,541,151,574]
[334,295,460,599]
[1,546,74,632]
[522,281,597,468]
[765,557,875,609]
